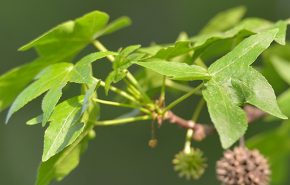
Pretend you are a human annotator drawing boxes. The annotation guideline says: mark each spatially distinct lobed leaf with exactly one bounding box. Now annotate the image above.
[19,11,109,58]
[203,29,287,148]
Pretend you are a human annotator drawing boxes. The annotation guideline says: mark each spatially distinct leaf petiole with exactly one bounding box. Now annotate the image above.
[162,83,204,113]
[165,79,201,94]
[184,98,205,153]
[92,98,150,114]
[94,78,138,103]
[95,115,151,126]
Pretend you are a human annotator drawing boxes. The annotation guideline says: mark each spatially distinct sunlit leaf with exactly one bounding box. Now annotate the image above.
[42,96,85,161]
[203,29,286,148]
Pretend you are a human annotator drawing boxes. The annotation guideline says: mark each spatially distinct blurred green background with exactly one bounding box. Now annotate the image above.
[1,0,290,185]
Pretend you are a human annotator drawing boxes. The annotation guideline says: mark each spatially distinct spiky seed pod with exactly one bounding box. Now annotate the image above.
[173,148,207,180]
[216,147,271,185]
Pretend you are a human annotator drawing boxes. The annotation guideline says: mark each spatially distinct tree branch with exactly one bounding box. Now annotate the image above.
[163,105,266,141]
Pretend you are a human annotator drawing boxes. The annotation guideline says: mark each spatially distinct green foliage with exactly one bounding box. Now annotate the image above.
[1,7,290,185]
[0,11,129,112]
[203,29,287,148]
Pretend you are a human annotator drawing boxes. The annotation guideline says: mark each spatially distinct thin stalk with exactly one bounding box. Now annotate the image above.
[184,98,205,154]
[93,40,115,61]
[124,78,142,99]
[95,115,151,126]
[165,79,195,93]
[162,83,204,113]
[93,98,150,114]
[192,99,205,121]
[96,79,138,103]
[239,136,245,148]
[126,72,152,103]
[160,76,166,102]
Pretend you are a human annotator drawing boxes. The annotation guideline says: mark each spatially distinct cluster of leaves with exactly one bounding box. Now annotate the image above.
[0,6,290,185]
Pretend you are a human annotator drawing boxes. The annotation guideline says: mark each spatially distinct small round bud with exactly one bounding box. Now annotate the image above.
[148,139,158,148]
[88,130,96,139]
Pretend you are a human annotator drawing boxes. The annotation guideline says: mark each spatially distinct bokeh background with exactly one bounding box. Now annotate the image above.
[1,0,290,185]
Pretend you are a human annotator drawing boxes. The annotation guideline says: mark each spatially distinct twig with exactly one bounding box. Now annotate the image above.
[163,105,266,141]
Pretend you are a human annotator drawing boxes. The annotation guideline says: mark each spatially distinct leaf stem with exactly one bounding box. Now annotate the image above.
[92,98,150,114]
[162,83,204,113]
[95,115,151,126]
[184,98,205,153]
[165,79,197,93]
[160,76,166,102]
[93,40,115,61]
[94,78,138,103]
[191,99,205,121]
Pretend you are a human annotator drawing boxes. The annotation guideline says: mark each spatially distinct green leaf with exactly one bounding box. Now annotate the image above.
[34,83,100,184]
[134,59,210,81]
[231,67,286,119]
[41,84,65,126]
[42,96,85,161]
[0,11,129,113]
[191,18,272,48]
[200,6,246,34]
[270,55,290,85]
[26,115,43,126]
[208,29,279,75]
[191,19,288,60]
[273,21,288,45]
[19,11,109,58]
[203,79,248,148]
[6,63,74,123]
[6,51,112,123]
[203,29,286,148]
[36,132,90,185]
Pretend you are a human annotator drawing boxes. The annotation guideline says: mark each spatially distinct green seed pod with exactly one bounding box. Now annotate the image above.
[173,147,207,180]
